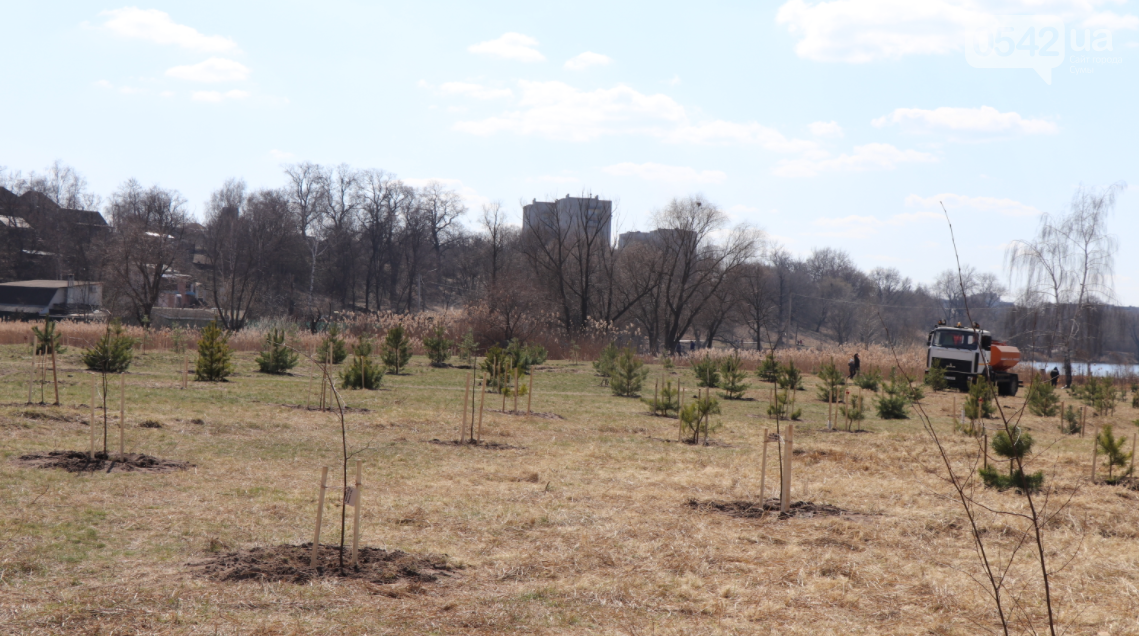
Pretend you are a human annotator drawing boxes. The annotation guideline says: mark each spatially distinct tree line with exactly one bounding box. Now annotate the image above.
[1,161,1134,361]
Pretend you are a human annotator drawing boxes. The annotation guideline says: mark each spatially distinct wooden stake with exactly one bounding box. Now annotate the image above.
[780,424,794,514]
[845,390,851,431]
[119,373,126,457]
[1060,401,1065,432]
[759,428,769,502]
[827,387,833,430]
[654,378,660,415]
[27,338,35,405]
[477,373,487,444]
[527,369,534,416]
[305,362,314,410]
[513,367,520,413]
[50,345,60,406]
[1090,425,1099,483]
[310,466,329,568]
[89,375,96,459]
[460,373,470,443]
[183,352,189,389]
[1081,406,1086,437]
[351,460,363,566]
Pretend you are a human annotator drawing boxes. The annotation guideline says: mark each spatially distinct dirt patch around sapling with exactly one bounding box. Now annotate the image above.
[486,409,564,420]
[686,498,860,520]
[14,450,192,473]
[428,439,525,450]
[190,543,457,585]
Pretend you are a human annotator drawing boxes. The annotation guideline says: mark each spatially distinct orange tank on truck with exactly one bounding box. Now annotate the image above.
[988,343,1021,372]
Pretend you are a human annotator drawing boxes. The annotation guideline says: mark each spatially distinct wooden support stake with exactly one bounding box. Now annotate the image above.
[50,346,60,406]
[310,466,329,568]
[89,375,96,459]
[983,428,989,470]
[1081,406,1086,437]
[27,338,35,405]
[654,378,660,415]
[527,369,534,416]
[351,460,363,566]
[1060,401,1065,431]
[183,352,189,389]
[827,387,833,430]
[759,428,769,502]
[477,373,487,443]
[513,367,520,414]
[119,373,126,457]
[780,424,794,514]
[460,373,470,443]
[1130,428,1137,479]
[677,380,684,442]
[1091,426,1099,483]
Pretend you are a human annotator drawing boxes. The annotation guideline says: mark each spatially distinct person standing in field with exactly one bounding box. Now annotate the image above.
[848,354,857,379]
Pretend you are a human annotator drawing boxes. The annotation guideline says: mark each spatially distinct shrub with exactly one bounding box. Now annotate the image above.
[680,393,721,444]
[767,388,802,421]
[423,324,453,367]
[505,338,547,374]
[853,369,881,392]
[693,355,720,388]
[1096,424,1132,482]
[482,346,511,393]
[1060,405,1081,434]
[719,354,749,399]
[756,353,779,383]
[816,360,846,403]
[661,356,675,371]
[839,394,865,431]
[1133,391,1139,409]
[876,393,909,419]
[195,320,234,382]
[884,372,923,402]
[610,348,649,397]
[776,361,804,391]
[256,328,299,374]
[1025,380,1060,417]
[923,360,948,391]
[593,343,619,379]
[643,379,680,416]
[964,377,997,420]
[979,465,1045,492]
[457,330,477,366]
[1071,375,1118,415]
[981,426,1044,492]
[316,324,348,365]
[341,338,384,389]
[381,325,413,374]
[82,319,135,374]
[31,317,64,355]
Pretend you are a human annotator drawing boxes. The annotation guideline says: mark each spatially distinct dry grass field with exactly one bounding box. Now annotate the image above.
[3,345,1139,635]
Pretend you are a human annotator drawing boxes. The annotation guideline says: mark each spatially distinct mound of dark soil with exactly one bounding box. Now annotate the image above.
[191,543,456,585]
[487,409,564,420]
[686,498,855,520]
[14,450,192,473]
[428,439,524,450]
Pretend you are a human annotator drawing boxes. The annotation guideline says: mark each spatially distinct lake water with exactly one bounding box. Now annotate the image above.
[1028,361,1139,377]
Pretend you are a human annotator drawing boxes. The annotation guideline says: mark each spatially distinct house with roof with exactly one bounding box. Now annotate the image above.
[0,278,102,318]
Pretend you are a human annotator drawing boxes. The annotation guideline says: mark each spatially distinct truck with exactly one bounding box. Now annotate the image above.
[926,320,1022,396]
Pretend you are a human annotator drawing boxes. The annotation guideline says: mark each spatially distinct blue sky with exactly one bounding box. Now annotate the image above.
[2,1,1137,301]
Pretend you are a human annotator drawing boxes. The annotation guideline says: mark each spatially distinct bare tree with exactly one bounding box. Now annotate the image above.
[103,180,189,323]
[1007,183,1123,386]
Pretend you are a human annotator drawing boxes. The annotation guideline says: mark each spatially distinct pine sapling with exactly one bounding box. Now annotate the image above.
[81,319,136,453]
[256,328,299,374]
[610,348,649,397]
[693,355,720,388]
[423,323,453,367]
[719,354,749,399]
[1096,424,1132,483]
[381,325,413,374]
[316,324,348,364]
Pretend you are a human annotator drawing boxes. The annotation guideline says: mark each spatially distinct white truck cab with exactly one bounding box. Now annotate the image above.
[926,320,1021,396]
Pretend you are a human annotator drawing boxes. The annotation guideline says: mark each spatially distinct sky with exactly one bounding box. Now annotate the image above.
[1,1,1137,302]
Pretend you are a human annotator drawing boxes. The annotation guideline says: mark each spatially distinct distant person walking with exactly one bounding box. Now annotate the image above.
[1049,367,1060,387]
[848,353,861,379]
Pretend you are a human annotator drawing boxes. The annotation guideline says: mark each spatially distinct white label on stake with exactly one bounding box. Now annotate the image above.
[344,486,359,507]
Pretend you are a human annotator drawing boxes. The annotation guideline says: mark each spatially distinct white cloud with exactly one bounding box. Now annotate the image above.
[808,120,844,138]
[775,143,937,177]
[95,79,113,89]
[191,89,250,102]
[565,51,611,70]
[269,149,295,160]
[872,105,1058,135]
[604,162,727,184]
[776,0,1138,63]
[453,80,817,153]
[100,7,238,52]
[166,57,250,82]
[905,193,1041,217]
[468,32,544,62]
[160,90,174,98]
[667,74,681,86]
[438,82,513,99]
[1083,11,1139,30]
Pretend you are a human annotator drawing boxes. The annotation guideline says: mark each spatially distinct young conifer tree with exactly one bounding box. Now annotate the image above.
[256,328,299,374]
[610,348,649,397]
[195,320,234,382]
[381,325,413,374]
[81,319,136,452]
